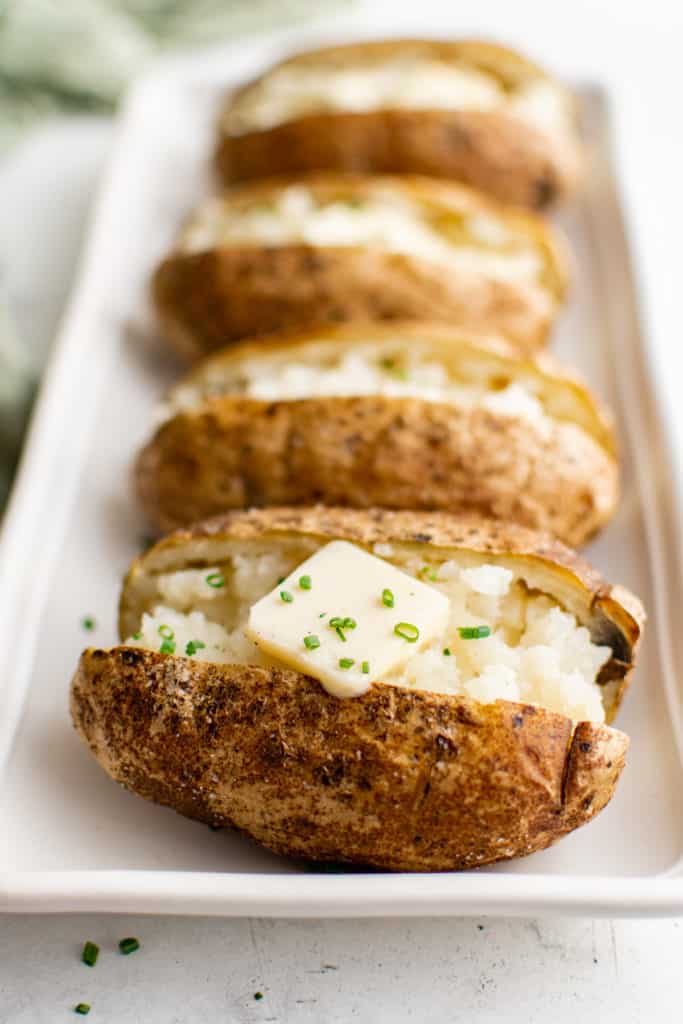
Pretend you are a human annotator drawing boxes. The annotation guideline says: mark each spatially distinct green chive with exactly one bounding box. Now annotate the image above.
[339,658,355,669]
[159,639,176,655]
[81,941,99,967]
[329,617,347,642]
[74,1004,91,1015]
[158,624,174,639]
[185,639,206,656]
[361,661,370,674]
[206,571,225,589]
[419,566,438,582]
[254,992,264,1001]
[394,622,420,643]
[81,616,96,631]
[118,937,140,955]
[379,356,408,380]
[132,631,142,641]
[458,625,492,640]
[342,617,356,630]
[304,635,320,650]
[277,576,286,584]
[299,575,312,590]
[319,612,327,618]
[382,589,394,608]
[443,647,452,656]
[280,590,294,603]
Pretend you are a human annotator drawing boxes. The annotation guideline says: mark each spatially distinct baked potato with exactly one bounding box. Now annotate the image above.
[152,174,569,360]
[136,322,617,546]
[216,39,583,209]
[71,507,643,872]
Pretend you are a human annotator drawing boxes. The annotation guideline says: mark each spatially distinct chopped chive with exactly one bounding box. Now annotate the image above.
[458,625,492,640]
[81,616,96,632]
[299,575,312,590]
[394,622,420,643]
[280,590,294,603]
[304,635,320,650]
[254,992,264,1001]
[342,617,356,630]
[361,661,370,674]
[277,576,286,584]
[382,589,394,608]
[419,565,438,582]
[443,647,452,656]
[158,624,174,640]
[81,941,99,967]
[74,1004,91,1016]
[329,617,347,641]
[339,658,355,669]
[118,937,140,955]
[159,639,176,655]
[206,571,225,589]
[319,612,327,618]
[140,534,155,551]
[379,357,408,379]
[132,631,142,641]
[185,639,206,656]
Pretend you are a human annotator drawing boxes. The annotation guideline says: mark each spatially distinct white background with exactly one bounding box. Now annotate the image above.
[1,0,683,1020]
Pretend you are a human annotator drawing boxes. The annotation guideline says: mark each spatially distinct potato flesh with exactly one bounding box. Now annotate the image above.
[179,186,547,290]
[223,58,573,141]
[125,545,611,722]
[166,347,549,429]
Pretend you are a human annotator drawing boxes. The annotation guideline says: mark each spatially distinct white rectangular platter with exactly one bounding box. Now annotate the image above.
[1,42,683,917]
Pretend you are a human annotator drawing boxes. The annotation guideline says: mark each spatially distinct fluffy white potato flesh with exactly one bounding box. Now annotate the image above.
[166,347,548,430]
[126,542,611,722]
[179,186,547,290]
[222,58,573,143]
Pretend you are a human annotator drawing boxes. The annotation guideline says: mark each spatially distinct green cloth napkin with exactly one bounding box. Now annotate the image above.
[0,0,348,509]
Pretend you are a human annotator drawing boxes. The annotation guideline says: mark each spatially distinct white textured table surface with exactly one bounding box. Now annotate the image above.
[2,0,683,1020]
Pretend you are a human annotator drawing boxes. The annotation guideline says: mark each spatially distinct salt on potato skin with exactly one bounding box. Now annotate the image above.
[152,175,570,362]
[71,507,642,872]
[138,323,618,547]
[215,39,582,210]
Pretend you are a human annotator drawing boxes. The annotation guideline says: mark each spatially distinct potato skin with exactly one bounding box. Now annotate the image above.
[152,175,568,361]
[71,647,628,872]
[217,39,582,207]
[153,244,554,362]
[135,395,618,547]
[170,321,618,455]
[217,109,578,210]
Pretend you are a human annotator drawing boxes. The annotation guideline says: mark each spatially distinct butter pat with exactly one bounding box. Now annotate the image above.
[245,540,450,698]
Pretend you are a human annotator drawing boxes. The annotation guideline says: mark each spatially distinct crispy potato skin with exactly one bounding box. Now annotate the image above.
[152,175,568,361]
[217,39,582,207]
[71,648,628,872]
[135,395,618,547]
[217,109,578,210]
[119,508,643,723]
[153,245,553,361]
